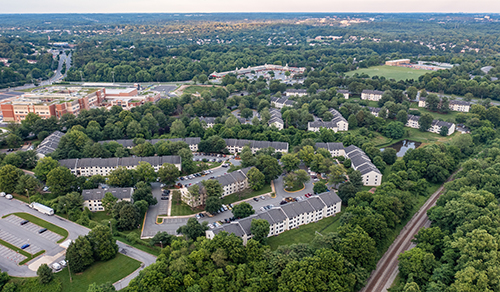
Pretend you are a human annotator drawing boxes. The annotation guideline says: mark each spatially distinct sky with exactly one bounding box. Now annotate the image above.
[2,0,500,14]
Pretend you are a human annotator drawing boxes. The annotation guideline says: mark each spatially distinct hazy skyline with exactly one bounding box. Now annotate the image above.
[2,0,500,14]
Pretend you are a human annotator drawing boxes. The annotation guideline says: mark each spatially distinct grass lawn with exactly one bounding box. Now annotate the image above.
[346,65,428,81]
[170,202,199,216]
[182,85,221,95]
[90,211,112,223]
[53,253,141,292]
[405,127,457,144]
[267,208,344,250]
[11,193,30,203]
[221,184,272,205]
[4,213,68,243]
[414,105,460,122]
[284,181,304,193]
[113,234,161,256]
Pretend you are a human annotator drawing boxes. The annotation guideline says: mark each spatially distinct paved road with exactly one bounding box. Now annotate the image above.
[361,171,458,292]
[0,197,156,290]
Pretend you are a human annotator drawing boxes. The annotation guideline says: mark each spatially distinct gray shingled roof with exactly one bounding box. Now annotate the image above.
[450,100,470,106]
[315,142,344,152]
[100,138,201,148]
[59,156,181,169]
[362,89,384,95]
[36,130,65,156]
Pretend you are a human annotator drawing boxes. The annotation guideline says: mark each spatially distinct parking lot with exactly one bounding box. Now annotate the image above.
[5,215,62,242]
[0,245,26,264]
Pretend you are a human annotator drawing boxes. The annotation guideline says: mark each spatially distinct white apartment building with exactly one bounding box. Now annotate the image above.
[271,97,296,108]
[337,89,350,99]
[181,167,252,208]
[344,145,382,186]
[307,109,348,132]
[82,187,133,212]
[361,89,384,101]
[59,156,181,177]
[99,137,201,152]
[205,191,342,245]
[224,139,289,154]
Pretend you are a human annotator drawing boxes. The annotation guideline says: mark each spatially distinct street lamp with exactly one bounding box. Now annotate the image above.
[160,240,163,249]
[25,189,30,204]
[67,260,72,282]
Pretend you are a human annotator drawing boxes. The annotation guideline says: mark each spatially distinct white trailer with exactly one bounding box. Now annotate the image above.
[30,202,54,216]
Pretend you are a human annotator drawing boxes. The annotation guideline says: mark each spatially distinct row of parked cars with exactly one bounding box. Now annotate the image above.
[260,204,274,211]
[179,170,214,181]
[52,260,67,271]
[0,192,13,200]
[207,216,238,229]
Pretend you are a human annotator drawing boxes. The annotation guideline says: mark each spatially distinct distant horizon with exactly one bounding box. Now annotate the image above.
[3,0,500,14]
[0,12,499,15]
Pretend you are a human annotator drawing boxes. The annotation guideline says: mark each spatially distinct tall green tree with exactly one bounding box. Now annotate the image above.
[87,225,118,261]
[66,235,95,273]
[0,164,24,193]
[247,167,265,191]
[158,163,180,186]
[46,166,76,196]
[250,219,270,244]
[281,153,300,172]
[232,202,255,219]
[176,217,208,241]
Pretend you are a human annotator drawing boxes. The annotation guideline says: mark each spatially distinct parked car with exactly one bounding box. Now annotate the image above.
[20,220,29,225]
[0,192,5,197]
[5,194,12,200]
[52,263,62,271]
[21,244,30,249]
[38,228,48,234]
[161,193,169,196]
[59,260,67,267]
[195,214,201,219]
[161,197,168,200]
[280,200,287,205]
[253,197,259,202]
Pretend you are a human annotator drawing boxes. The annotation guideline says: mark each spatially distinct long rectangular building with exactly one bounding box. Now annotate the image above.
[82,187,133,212]
[181,167,252,207]
[206,191,341,245]
[224,139,289,154]
[99,137,201,152]
[59,155,181,177]
[36,130,64,158]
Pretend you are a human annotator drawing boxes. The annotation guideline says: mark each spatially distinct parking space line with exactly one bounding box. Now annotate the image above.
[3,215,63,242]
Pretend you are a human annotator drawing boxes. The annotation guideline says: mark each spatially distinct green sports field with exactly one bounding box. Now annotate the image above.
[346,65,428,81]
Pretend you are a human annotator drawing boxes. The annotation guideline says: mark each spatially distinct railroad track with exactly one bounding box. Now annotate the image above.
[361,171,459,292]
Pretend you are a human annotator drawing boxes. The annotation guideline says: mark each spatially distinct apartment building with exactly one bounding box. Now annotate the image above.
[368,106,382,117]
[271,97,295,108]
[82,187,133,212]
[224,138,289,154]
[181,167,252,207]
[337,89,350,99]
[314,143,382,186]
[344,145,382,186]
[99,137,201,152]
[361,90,384,101]
[419,98,471,113]
[0,86,159,122]
[314,142,345,157]
[200,117,216,128]
[449,100,471,112]
[406,115,455,135]
[284,89,308,97]
[58,155,181,177]
[308,109,348,132]
[36,130,64,158]
[268,108,284,130]
[429,120,456,135]
[206,191,342,245]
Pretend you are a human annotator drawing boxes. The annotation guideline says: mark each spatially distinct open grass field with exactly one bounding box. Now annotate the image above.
[221,184,272,205]
[53,253,141,292]
[267,208,344,250]
[413,104,460,122]
[181,85,221,95]
[4,212,69,243]
[346,65,428,81]
[170,202,199,216]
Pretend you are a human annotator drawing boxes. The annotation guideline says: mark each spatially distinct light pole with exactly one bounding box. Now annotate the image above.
[67,260,72,282]
[160,240,163,249]
[25,189,30,204]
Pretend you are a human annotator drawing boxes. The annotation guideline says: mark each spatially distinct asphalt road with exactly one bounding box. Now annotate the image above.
[0,197,156,290]
[361,171,459,292]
